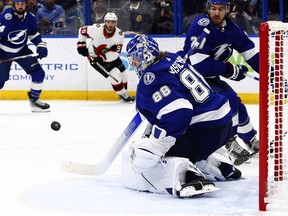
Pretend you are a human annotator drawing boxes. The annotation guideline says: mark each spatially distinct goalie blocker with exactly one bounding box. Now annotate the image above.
[121,152,219,198]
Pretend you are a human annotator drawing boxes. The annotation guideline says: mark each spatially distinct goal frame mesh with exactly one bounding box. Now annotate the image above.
[259,21,288,211]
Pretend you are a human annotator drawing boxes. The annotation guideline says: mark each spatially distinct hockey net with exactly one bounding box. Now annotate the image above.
[259,21,288,211]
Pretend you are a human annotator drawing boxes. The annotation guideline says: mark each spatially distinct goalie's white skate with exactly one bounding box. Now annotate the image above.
[175,180,219,198]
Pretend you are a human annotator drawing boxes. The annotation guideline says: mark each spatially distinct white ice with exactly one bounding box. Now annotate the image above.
[0,101,286,216]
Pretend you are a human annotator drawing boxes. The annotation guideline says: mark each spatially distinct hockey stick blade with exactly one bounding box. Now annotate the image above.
[61,112,144,176]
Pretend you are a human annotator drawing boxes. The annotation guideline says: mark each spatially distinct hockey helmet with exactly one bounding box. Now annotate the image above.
[206,0,230,10]
[126,34,159,76]
[104,12,118,22]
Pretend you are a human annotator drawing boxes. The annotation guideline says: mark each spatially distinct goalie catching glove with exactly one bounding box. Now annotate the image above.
[129,125,176,173]
[224,62,248,81]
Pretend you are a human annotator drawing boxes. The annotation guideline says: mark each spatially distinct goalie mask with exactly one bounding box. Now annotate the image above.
[126,34,159,77]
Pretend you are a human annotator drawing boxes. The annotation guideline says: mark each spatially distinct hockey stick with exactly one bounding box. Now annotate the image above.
[0,53,39,63]
[61,112,145,176]
[90,60,119,82]
[184,28,211,61]
[244,72,259,81]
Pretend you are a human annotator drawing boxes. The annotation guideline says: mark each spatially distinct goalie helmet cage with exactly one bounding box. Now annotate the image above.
[259,21,288,211]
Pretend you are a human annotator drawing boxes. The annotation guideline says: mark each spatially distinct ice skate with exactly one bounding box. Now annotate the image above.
[28,92,50,113]
[244,135,259,154]
[225,136,253,166]
[175,162,219,198]
[119,93,135,103]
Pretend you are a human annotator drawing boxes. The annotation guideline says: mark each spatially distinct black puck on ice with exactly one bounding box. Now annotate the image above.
[51,121,61,131]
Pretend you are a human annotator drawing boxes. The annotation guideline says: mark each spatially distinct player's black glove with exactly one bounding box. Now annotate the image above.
[77,41,88,57]
[92,55,106,64]
[109,45,118,52]
[224,62,247,81]
[36,42,48,59]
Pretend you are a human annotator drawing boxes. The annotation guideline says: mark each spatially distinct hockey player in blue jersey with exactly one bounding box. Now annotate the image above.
[0,0,50,112]
[181,0,259,165]
[121,34,241,198]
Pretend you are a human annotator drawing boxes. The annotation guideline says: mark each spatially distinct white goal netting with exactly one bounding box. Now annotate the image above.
[259,21,288,211]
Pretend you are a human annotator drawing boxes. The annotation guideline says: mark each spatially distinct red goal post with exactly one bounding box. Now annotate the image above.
[259,21,288,211]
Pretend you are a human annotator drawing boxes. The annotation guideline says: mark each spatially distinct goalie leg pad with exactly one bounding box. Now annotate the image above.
[122,149,189,196]
[122,150,218,197]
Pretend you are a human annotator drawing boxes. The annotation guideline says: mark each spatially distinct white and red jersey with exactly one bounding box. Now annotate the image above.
[78,23,124,62]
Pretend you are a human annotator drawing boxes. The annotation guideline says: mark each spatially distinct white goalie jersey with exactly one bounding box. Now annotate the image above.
[78,23,124,62]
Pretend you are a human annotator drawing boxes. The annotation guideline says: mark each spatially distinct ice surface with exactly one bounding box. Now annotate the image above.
[0,101,286,216]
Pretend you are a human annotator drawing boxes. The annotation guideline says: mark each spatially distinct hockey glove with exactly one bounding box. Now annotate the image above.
[36,42,48,59]
[224,62,248,81]
[92,55,106,64]
[77,41,89,57]
[109,45,118,52]
[129,125,176,173]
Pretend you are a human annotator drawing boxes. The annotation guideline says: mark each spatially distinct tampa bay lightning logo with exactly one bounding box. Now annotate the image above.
[143,72,155,85]
[4,13,12,20]
[213,44,233,61]
[198,18,210,27]
[8,29,28,45]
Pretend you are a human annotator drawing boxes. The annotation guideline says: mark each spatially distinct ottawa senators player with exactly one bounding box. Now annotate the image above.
[77,12,135,102]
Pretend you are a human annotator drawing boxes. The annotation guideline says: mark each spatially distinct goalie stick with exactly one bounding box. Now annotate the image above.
[61,112,145,176]
[0,53,38,63]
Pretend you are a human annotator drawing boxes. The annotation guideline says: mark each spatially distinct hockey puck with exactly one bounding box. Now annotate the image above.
[51,121,61,131]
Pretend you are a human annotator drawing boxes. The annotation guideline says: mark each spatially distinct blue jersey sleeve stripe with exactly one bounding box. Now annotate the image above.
[190,100,231,125]
[156,98,193,119]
